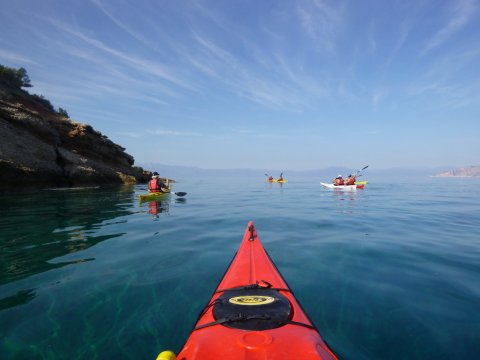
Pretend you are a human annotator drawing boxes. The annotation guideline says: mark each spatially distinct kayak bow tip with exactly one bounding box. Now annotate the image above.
[156,350,176,360]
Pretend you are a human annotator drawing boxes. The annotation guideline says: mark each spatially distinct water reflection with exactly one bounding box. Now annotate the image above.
[0,186,135,285]
[147,200,170,219]
[0,289,36,311]
[145,195,187,219]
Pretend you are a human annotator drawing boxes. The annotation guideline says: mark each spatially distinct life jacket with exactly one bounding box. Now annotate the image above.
[148,178,164,192]
[335,178,345,186]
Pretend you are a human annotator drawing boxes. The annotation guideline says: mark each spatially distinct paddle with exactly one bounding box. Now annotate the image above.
[156,177,184,196]
[353,165,369,177]
[349,165,368,185]
[160,177,176,183]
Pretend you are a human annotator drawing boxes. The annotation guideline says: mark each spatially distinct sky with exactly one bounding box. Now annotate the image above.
[1,0,479,171]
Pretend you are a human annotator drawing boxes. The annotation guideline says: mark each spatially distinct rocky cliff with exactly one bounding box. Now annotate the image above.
[0,84,150,192]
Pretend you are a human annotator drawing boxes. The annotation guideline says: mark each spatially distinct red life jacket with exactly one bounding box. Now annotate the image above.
[335,178,345,186]
[346,177,355,185]
[148,178,164,192]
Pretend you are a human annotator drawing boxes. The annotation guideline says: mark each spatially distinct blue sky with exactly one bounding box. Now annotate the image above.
[1,0,479,170]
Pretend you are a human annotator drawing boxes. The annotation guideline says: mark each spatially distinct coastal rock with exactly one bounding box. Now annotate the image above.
[434,166,480,177]
[0,87,150,192]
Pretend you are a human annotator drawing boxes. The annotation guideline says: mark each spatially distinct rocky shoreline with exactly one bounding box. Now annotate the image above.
[433,166,480,177]
[0,82,150,193]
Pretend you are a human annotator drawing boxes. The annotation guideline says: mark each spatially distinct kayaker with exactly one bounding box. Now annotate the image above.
[345,174,356,185]
[268,175,274,181]
[332,175,345,186]
[277,172,283,181]
[148,172,169,193]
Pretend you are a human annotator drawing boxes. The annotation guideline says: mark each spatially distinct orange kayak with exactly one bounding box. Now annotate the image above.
[168,221,338,360]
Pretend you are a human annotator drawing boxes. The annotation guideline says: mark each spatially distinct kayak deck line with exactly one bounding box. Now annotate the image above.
[166,221,338,360]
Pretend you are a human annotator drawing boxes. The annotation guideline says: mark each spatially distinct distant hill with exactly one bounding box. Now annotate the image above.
[433,166,480,177]
[139,163,452,181]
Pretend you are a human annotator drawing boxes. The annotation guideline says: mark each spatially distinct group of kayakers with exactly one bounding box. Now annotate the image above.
[266,173,283,182]
[150,169,361,192]
[332,174,356,186]
[265,172,358,186]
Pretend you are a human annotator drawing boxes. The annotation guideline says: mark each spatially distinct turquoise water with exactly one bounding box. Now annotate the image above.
[1,177,479,359]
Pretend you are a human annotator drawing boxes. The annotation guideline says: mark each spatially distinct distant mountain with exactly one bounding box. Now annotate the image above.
[138,163,452,180]
[433,166,480,177]
[138,163,366,179]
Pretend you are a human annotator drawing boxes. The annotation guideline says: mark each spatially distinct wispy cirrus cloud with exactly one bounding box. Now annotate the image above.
[407,48,480,107]
[296,0,344,53]
[0,49,37,65]
[186,33,305,110]
[386,21,410,65]
[43,17,197,93]
[115,131,143,138]
[90,0,149,45]
[422,0,477,55]
[372,88,388,109]
[149,129,202,137]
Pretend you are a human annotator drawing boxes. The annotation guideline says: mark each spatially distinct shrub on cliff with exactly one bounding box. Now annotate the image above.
[0,64,32,89]
[30,94,56,112]
[1,64,70,117]
[58,107,69,118]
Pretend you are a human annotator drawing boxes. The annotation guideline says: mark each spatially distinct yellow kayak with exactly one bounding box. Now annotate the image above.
[355,180,368,185]
[139,188,171,202]
[266,179,289,183]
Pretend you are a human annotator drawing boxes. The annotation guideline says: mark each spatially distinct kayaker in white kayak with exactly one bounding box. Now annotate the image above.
[345,174,356,185]
[332,175,345,186]
[148,172,169,193]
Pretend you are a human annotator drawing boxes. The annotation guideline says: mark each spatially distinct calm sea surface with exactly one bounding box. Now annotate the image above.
[1,176,479,359]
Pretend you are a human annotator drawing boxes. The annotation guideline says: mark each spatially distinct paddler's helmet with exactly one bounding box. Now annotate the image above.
[152,171,159,178]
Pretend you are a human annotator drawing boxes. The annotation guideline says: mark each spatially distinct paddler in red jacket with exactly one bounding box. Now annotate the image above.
[332,175,345,186]
[148,172,169,193]
[345,174,356,185]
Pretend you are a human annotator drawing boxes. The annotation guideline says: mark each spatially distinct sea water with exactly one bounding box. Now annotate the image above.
[0,176,479,359]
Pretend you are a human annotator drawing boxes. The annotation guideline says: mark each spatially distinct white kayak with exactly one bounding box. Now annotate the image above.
[320,182,362,191]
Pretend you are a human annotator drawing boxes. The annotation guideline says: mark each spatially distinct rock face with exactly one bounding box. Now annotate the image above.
[0,86,150,192]
[434,166,480,177]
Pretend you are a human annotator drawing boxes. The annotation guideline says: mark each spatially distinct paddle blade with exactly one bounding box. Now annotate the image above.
[174,192,187,197]
[361,165,369,171]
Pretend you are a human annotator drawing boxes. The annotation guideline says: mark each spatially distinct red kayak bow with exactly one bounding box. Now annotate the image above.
[174,221,338,360]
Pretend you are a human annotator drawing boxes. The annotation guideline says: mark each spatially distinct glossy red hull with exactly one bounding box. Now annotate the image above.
[176,221,337,360]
